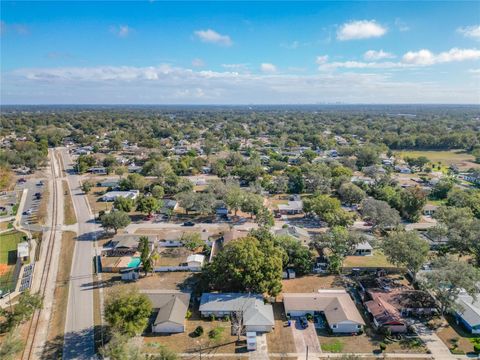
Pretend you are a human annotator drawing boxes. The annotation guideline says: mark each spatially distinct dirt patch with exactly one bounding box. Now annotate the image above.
[266,302,296,353]
[280,275,344,298]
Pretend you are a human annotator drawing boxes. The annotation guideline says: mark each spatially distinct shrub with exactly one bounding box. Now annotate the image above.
[185,310,192,319]
[379,343,387,352]
[474,344,480,354]
[208,326,224,340]
[193,326,204,337]
[306,313,313,321]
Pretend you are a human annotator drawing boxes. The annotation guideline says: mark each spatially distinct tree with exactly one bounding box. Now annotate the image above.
[274,235,313,275]
[139,236,154,276]
[312,227,363,273]
[305,194,354,227]
[202,236,283,296]
[180,232,204,251]
[100,211,131,234]
[151,185,165,199]
[1,290,43,331]
[361,198,400,232]
[175,191,196,214]
[421,257,480,315]
[136,196,161,216]
[100,333,142,360]
[338,182,366,206]
[447,188,480,218]
[381,231,429,280]
[225,185,244,216]
[430,178,454,200]
[0,333,23,360]
[113,196,135,212]
[241,192,264,218]
[104,289,152,336]
[81,180,93,194]
[255,206,274,228]
[399,186,427,222]
[355,145,380,168]
[119,173,147,191]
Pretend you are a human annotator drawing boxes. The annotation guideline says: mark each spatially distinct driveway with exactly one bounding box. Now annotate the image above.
[249,333,269,360]
[290,319,322,355]
[413,322,454,360]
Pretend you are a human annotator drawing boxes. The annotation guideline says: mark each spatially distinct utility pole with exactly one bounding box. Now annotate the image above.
[306,345,308,360]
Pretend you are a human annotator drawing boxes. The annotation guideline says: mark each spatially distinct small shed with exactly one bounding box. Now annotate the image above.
[17,242,29,262]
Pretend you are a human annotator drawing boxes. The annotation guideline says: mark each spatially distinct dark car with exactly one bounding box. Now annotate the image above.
[299,317,309,329]
[183,221,195,226]
[34,192,42,200]
[36,181,44,186]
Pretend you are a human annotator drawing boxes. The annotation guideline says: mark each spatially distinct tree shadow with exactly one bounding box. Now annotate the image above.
[80,276,121,291]
[43,326,99,360]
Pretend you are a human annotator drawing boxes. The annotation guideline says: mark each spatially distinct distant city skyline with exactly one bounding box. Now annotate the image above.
[1,1,479,104]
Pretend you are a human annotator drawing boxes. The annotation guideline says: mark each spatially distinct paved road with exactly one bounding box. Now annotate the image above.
[61,148,98,360]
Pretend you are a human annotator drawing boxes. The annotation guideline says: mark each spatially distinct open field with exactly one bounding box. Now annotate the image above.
[343,250,394,268]
[44,231,77,359]
[0,230,25,292]
[396,150,479,170]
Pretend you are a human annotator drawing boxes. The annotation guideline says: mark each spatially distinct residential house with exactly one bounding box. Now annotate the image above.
[363,288,436,333]
[160,199,178,214]
[395,165,412,174]
[141,291,191,333]
[101,190,139,202]
[199,293,274,333]
[283,290,365,333]
[455,290,480,334]
[275,225,311,244]
[89,167,107,175]
[98,179,120,188]
[277,200,303,215]
[353,241,373,256]
[106,234,156,255]
[423,204,439,217]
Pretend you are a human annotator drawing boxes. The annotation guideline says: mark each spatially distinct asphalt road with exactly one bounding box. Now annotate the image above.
[61,148,98,360]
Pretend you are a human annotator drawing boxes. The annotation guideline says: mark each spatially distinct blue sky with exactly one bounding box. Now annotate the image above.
[1,1,479,104]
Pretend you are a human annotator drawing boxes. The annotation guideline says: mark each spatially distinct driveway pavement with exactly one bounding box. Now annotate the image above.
[290,319,322,355]
[249,333,269,360]
[414,322,454,360]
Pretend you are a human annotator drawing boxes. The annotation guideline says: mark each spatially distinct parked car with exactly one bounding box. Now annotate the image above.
[36,181,44,186]
[18,178,27,184]
[183,221,195,226]
[23,208,33,215]
[34,192,42,200]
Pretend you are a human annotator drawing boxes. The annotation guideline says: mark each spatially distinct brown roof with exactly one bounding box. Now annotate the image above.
[283,290,365,325]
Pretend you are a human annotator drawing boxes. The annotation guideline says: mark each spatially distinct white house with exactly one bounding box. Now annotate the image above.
[455,291,480,334]
[141,291,191,333]
[101,190,139,202]
[353,241,373,256]
[199,293,274,333]
[283,290,365,333]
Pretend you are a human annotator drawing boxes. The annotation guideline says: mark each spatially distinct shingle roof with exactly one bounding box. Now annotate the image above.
[283,290,365,325]
[199,293,274,327]
[141,291,191,326]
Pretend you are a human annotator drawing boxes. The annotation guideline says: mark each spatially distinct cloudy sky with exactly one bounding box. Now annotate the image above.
[1,1,480,104]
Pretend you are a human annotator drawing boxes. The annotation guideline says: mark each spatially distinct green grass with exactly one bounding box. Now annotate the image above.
[395,150,478,168]
[0,231,26,265]
[0,230,26,293]
[321,339,344,353]
[343,250,394,268]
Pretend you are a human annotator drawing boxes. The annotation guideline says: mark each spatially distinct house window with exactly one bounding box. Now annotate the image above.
[357,325,362,329]
[332,324,337,329]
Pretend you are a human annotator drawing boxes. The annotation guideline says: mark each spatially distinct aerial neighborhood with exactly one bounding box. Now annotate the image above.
[1,106,480,359]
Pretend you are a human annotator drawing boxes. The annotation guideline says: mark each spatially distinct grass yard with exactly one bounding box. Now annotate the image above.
[343,250,394,269]
[63,181,77,225]
[396,150,479,170]
[280,274,345,297]
[266,302,296,353]
[0,230,26,292]
[437,314,479,355]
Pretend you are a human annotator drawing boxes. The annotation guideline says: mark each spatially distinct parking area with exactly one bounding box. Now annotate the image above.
[18,178,46,232]
[290,319,321,354]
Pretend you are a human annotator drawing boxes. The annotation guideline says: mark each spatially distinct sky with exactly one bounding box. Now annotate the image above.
[1,1,480,104]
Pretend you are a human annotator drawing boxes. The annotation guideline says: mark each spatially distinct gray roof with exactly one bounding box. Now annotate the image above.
[199,293,274,326]
[456,292,480,327]
[142,291,191,326]
[112,234,157,249]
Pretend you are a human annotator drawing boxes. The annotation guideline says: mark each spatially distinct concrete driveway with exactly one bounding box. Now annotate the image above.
[290,319,322,355]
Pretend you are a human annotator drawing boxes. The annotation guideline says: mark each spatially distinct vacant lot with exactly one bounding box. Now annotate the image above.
[396,150,479,170]
[266,302,296,353]
[0,230,25,292]
[343,250,394,268]
[280,274,344,297]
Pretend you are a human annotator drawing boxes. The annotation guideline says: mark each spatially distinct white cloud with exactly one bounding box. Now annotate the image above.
[0,21,29,36]
[191,58,205,67]
[364,50,395,60]
[4,64,478,104]
[110,25,131,38]
[260,63,277,73]
[457,25,480,40]
[316,55,329,65]
[337,20,387,40]
[469,68,480,74]
[222,63,250,72]
[194,29,232,46]
[319,47,480,71]
[403,48,480,65]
